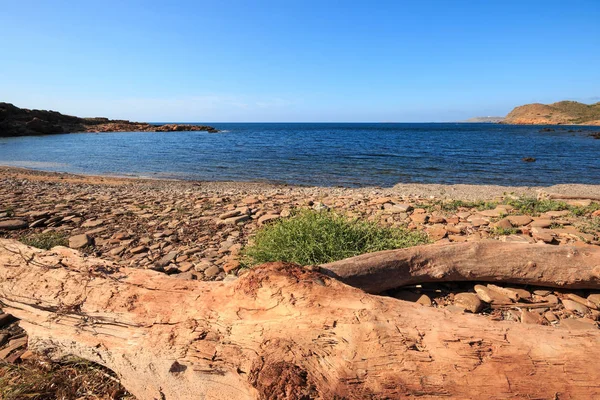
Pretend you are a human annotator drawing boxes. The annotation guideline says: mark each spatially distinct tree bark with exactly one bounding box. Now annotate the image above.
[1,239,599,399]
[320,240,600,293]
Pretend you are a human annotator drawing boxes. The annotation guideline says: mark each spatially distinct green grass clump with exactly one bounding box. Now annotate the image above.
[569,202,600,217]
[20,232,68,250]
[578,217,600,237]
[504,198,569,216]
[243,209,430,266]
[439,200,497,213]
[490,226,518,236]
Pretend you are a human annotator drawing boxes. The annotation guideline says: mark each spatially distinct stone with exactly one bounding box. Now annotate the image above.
[130,245,148,254]
[219,210,241,220]
[409,213,429,224]
[486,284,521,301]
[480,208,505,218]
[542,210,570,218]
[530,219,552,228]
[81,219,104,228]
[204,265,221,279]
[29,218,47,228]
[588,294,600,308]
[469,218,488,227]
[521,310,544,325]
[474,285,512,304]
[532,229,556,244]
[68,234,93,249]
[544,311,559,323]
[416,294,432,307]
[453,293,483,313]
[426,226,447,241]
[494,218,513,230]
[156,251,178,268]
[109,246,126,256]
[566,293,598,310]
[389,203,413,213]
[0,219,28,230]
[258,214,280,225]
[561,299,589,315]
[223,214,250,225]
[507,215,533,226]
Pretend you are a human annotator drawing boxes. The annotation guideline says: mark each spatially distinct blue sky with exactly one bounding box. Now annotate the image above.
[1,0,599,122]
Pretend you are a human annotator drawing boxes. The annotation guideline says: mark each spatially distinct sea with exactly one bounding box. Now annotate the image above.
[1,123,599,187]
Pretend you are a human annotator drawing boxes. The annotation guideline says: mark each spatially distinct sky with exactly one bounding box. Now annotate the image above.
[1,0,599,122]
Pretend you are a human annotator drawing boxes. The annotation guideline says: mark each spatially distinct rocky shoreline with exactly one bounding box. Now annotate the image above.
[0,102,218,137]
[1,166,600,366]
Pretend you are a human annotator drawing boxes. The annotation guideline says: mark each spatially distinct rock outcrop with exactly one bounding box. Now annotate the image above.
[0,102,218,137]
[503,100,600,125]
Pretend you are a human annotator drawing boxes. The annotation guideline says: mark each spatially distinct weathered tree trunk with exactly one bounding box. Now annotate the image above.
[1,239,599,399]
[320,240,600,293]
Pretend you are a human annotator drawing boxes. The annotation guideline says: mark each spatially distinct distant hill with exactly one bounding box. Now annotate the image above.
[463,116,505,123]
[0,102,217,137]
[503,100,600,125]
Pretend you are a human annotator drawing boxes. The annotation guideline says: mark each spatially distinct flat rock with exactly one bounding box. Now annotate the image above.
[156,251,178,268]
[588,294,600,308]
[130,245,148,254]
[566,293,598,310]
[521,310,544,325]
[0,219,28,230]
[81,219,104,228]
[204,265,221,278]
[426,226,447,241]
[530,219,552,228]
[507,215,533,226]
[219,210,241,220]
[562,299,589,315]
[69,234,93,249]
[474,284,512,304]
[453,293,483,313]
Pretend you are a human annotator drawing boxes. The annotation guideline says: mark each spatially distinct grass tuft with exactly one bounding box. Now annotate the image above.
[20,232,68,250]
[243,209,430,266]
[504,198,569,216]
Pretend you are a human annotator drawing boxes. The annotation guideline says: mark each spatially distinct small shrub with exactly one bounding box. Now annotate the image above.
[490,227,518,236]
[577,217,600,237]
[20,232,68,250]
[504,198,569,216]
[569,202,600,217]
[243,209,430,266]
[439,200,497,213]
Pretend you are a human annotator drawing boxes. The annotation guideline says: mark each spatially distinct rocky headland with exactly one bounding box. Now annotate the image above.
[0,102,218,137]
[502,100,600,125]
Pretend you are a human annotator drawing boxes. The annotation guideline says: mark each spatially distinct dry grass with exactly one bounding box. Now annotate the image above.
[0,356,134,400]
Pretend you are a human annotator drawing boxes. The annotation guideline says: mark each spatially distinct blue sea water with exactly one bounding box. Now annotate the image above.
[1,123,599,187]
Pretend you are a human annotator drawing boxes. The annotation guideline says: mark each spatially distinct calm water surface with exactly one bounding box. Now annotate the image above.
[1,123,599,187]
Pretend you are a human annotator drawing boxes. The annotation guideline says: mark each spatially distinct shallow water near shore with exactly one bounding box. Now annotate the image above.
[1,123,599,187]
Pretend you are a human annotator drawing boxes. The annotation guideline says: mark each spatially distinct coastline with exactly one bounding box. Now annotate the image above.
[2,165,600,200]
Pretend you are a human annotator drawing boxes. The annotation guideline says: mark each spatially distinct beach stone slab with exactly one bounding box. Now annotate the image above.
[530,219,552,228]
[474,285,512,304]
[480,208,506,217]
[426,226,447,241]
[453,293,483,313]
[258,213,280,225]
[561,299,589,314]
[494,218,513,229]
[0,219,28,230]
[156,251,178,269]
[521,310,544,325]
[542,210,570,218]
[588,294,600,308]
[507,215,533,226]
[204,265,221,279]
[130,245,148,254]
[566,293,598,310]
[219,210,241,220]
[69,234,93,249]
[81,219,104,228]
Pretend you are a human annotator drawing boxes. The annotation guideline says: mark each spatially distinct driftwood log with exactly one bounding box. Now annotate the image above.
[1,238,600,399]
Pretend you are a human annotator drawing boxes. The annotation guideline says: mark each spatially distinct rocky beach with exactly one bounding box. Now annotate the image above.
[2,165,599,318]
[2,168,600,397]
